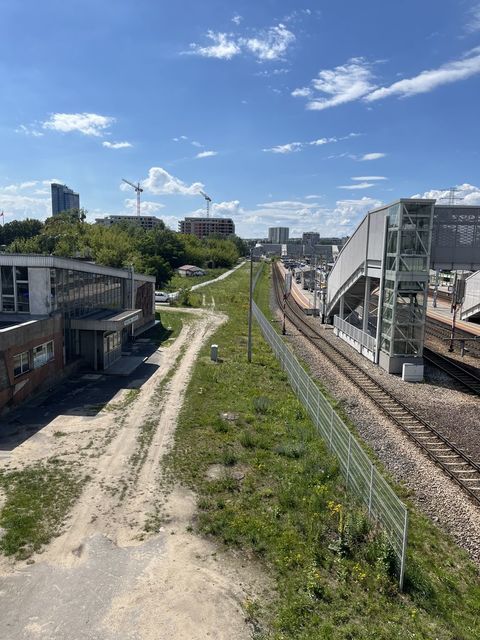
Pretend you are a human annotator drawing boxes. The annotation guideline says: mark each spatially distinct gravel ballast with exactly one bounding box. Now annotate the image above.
[270,292,480,566]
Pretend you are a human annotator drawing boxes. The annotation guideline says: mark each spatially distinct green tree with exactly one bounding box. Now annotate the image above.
[0,219,43,246]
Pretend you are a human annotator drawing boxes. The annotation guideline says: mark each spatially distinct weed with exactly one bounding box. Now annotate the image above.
[165,263,480,640]
[0,463,84,559]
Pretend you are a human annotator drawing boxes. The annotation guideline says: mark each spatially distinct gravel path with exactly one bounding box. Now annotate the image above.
[271,291,480,566]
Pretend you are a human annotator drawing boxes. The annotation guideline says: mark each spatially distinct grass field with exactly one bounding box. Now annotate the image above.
[0,462,84,559]
[166,262,480,640]
[165,267,228,293]
[144,310,193,346]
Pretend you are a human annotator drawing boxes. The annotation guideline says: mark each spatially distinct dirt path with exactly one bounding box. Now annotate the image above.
[0,309,264,640]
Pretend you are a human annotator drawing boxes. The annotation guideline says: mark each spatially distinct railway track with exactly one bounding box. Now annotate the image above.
[425,318,480,358]
[272,264,480,507]
[423,348,480,395]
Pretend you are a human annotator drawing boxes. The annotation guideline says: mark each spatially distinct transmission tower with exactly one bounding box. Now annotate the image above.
[440,187,464,206]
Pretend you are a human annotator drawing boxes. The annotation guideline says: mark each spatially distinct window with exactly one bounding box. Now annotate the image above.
[33,341,54,368]
[13,351,30,377]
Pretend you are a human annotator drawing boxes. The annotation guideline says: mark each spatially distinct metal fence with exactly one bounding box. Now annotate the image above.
[252,300,408,588]
[333,315,377,353]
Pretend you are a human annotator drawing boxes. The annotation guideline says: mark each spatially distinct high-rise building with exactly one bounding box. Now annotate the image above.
[302,232,320,245]
[179,217,235,238]
[268,227,289,243]
[51,183,80,216]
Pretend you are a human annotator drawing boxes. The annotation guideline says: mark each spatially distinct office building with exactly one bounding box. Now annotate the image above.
[179,217,235,238]
[268,227,289,244]
[303,232,320,245]
[0,255,155,412]
[51,183,80,216]
[95,215,164,230]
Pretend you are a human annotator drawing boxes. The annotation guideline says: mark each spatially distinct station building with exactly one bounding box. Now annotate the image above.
[0,255,155,412]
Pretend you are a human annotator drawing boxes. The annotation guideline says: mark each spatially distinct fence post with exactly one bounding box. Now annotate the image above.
[329,409,334,450]
[368,464,374,516]
[346,434,352,487]
[399,509,408,591]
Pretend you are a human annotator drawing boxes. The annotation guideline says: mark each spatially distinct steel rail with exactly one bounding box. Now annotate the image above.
[423,348,480,395]
[272,264,480,507]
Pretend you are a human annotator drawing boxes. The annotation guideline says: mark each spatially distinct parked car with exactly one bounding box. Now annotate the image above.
[155,291,170,303]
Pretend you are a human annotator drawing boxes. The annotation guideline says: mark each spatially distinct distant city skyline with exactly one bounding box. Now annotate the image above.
[1,1,480,238]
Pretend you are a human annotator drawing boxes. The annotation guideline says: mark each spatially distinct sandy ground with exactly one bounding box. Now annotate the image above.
[0,308,264,640]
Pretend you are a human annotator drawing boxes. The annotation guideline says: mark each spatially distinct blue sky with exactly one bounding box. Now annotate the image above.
[1,0,480,238]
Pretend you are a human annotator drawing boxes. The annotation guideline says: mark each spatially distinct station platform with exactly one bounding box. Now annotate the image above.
[426,297,480,337]
[281,266,321,313]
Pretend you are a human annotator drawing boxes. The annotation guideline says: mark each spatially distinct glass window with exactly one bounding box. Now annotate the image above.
[13,351,30,377]
[15,266,28,281]
[16,282,30,313]
[1,266,14,295]
[33,341,54,368]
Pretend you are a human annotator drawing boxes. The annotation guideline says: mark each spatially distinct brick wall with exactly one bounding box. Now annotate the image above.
[0,315,64,412]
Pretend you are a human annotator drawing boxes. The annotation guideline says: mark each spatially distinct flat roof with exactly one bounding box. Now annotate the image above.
[70,308,143,331]
[0,317,46,333]
[0,254,155,283]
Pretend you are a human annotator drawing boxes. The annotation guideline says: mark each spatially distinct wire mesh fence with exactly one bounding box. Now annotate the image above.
[252,299,408,589]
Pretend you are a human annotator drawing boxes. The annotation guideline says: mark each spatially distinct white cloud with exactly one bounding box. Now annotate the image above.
[188,31,241,60]
[195,150,218,159]
[125,198,165,214]
[263,133,359,154]
[291,87,311,98]
[264,142,303,154]
[291,58,376,111]
[173,135,204,148]
[42,112,115,137]
[466,4,480,32]
[257,200,320,209]
[365,48,480,101]
[305,194,323,199]
[412,183,480,205]
[0,181,51,220]
[140,167,204,196]
[339,182,375,190]
[2,181,38,193]
[102,141,132,149]
[187,22,295,62]
[232,14,243,26]
[241,23,295,61]
[358,152,386,161]
[15,124,44,137]
[352,175,387,181]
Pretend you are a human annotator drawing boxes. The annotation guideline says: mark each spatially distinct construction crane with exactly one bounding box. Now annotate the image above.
[122,178,143,217]
[199,190,212,218]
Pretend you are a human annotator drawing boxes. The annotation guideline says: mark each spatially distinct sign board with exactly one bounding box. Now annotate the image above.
[285,273,292,295]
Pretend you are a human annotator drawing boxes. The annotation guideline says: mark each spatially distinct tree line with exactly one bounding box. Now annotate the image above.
[1,212,246,285]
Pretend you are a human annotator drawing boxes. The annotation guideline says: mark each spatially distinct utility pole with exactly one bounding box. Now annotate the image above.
[313,256,318,315]
[247,248,253,363]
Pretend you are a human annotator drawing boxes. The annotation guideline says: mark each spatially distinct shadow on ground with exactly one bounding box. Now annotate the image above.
[0,339,160,452]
